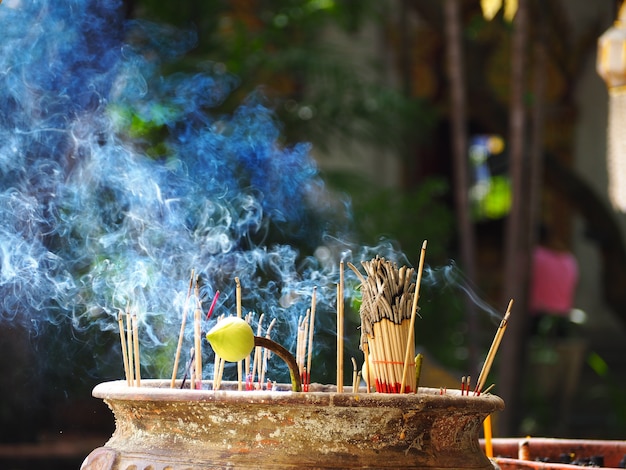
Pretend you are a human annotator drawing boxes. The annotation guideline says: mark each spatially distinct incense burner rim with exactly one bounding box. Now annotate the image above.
[93,379,504,412]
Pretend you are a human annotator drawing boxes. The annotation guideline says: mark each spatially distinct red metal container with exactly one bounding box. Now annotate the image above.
[487,437,626,469]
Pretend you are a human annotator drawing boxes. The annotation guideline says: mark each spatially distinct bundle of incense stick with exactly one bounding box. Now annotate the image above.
[352,257,417,393]
[292,288,317,392]
[260,318,277,386]
[296,310,310,390]
[118,307,141,387]
[242,314,278,390]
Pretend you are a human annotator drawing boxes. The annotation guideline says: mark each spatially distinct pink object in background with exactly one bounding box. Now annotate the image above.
[530,246,578,316]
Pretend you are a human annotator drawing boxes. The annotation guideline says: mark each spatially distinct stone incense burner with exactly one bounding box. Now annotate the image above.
[81,379,503,470]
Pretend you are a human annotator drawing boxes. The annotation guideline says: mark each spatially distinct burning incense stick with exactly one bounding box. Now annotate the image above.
[194,295,203,390]
[187,348,195,390]
[235,277,243,391]
[252,313,264,389]
[132,313,141,387]
[212,355,221,389]
[351,357,358,393]
[302,311,309,384]
[126,308,134,386]
[296,314,304,381]
[305,286,317,392]
[171,269,195,388]
[260,318,277,387]
[474,299,513,395]
[214,356,225,390]
[206,290,220,321]
[337,262,345,392]
[401,240,427,394]
[210,314,225,390]
[296,311,310,388]
[245,312,252,389]
[181,347,194,389]
[118,312,131,386]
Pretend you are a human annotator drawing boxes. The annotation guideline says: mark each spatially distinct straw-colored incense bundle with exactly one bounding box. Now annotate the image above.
[352,257,417,393]
[118,306,141,387]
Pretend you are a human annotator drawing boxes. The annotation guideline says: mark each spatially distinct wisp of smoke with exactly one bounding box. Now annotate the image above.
[0,0,359,382]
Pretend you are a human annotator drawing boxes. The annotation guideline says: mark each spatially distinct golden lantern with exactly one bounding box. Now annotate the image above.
[598,2,626,210]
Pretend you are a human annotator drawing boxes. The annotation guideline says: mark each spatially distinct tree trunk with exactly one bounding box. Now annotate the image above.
[443,0,479,373]
[498,0,530,436]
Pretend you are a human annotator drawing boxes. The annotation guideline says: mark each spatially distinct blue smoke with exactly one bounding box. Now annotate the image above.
[0,0,360,381]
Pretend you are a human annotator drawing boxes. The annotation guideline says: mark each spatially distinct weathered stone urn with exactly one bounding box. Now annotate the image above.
[81,379,503,469]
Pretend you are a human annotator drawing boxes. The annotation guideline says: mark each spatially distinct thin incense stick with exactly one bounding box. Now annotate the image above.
[260,318,277,387]
[171,269,195,388]
[306,287,317,391]
[194,295,203,390]
[188,348,195,390]
[181,347,194,389]
[214,356,225,390]
[337,261,345,392]
[118,312,130,386]
[295,313,304,385]
[236,277,243,391]
[252,314,264,388]
[336,283,340,390]
[126,308,134,386]
[245,312,253,389]
[401,240,427,393]
[205,290,220,320]
[302,312,310,382]
[213,317,222,389]
[475,299,513,395]
[132,313,141,388]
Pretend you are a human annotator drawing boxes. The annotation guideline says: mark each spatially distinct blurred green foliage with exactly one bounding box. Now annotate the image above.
[132,0,432,155]
[126,0,466,373]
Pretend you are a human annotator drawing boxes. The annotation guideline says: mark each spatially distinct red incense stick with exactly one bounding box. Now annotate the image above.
[206,290,220,321]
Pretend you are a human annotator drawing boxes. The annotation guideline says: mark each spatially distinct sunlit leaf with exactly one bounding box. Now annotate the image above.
[481,0,503,21]
[587,352,609,378]
[504,0,519,22]
[481,0,518,23]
